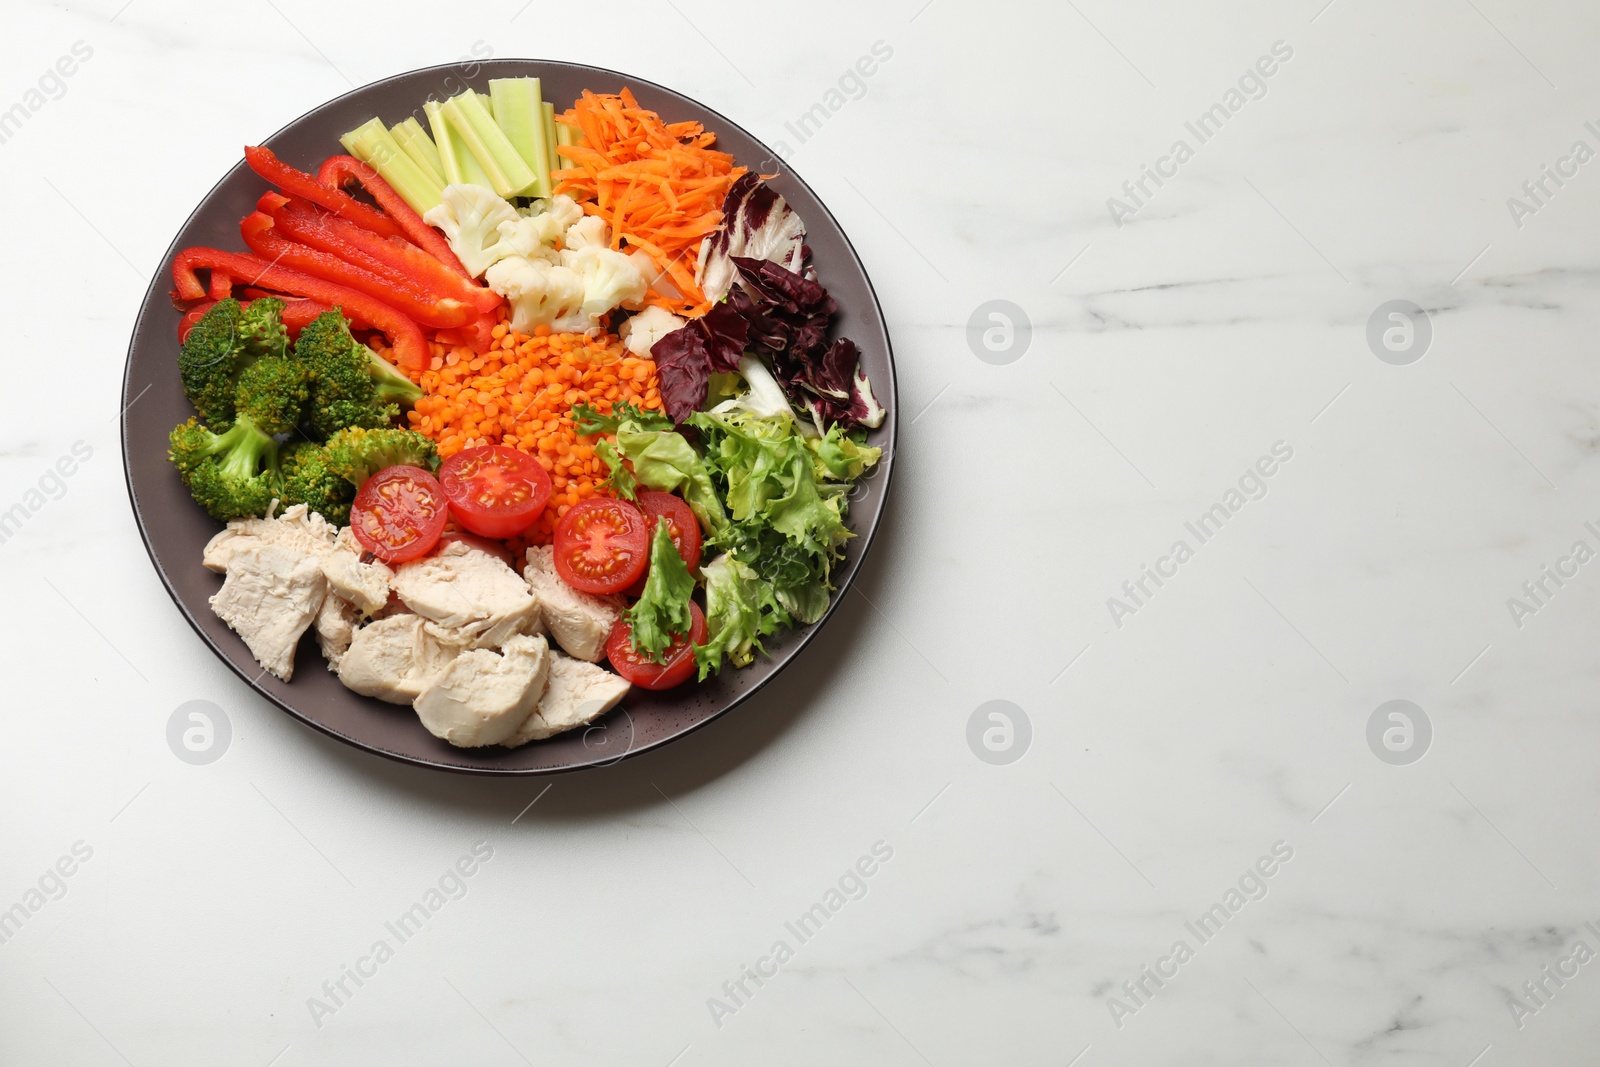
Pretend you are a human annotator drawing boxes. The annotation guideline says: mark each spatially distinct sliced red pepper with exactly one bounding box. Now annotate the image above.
[208,270,233,300]
[260,196,500,317]
[243,145,406,241]
[317,154,470,278]
[239,211,475,329]
[171,247,428,371]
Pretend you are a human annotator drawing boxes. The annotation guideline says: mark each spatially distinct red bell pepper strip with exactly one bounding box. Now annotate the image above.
[260,196,500,316]
[317,154,470,278]
[243,145,406,241]
[171,247,429,371]
[239,212,475,329]
[177,296,332,343]
[208,270,233,300]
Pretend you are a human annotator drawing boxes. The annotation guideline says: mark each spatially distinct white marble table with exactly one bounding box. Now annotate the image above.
[4,0,1598,1063]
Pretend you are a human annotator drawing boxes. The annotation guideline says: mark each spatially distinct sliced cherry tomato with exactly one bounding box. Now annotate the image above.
[623,491,703,597]
[552,497,649,594]
[605,601,708,690]
[438,445,552,539]
[350,466,448,563]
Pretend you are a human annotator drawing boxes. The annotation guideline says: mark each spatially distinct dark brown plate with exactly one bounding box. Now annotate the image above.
[120,60,896,775]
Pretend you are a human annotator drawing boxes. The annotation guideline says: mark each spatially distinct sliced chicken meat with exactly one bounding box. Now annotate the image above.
[337,614,461,705]
[414,634,551,747]
[209,542,327,681]
[522,545,621,662]
[503,650,631,747]
[393,541,542,648]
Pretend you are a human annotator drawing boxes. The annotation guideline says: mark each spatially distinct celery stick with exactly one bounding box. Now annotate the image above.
[390,118,446,188]
[340,117,443,214]
[424,99,492,188]
[443,90,538,199]
[488,77,551,198]
[541,101,561,185]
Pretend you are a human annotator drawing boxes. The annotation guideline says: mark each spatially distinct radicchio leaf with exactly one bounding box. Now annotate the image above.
[696,173,809,304]
[650,303,748,423]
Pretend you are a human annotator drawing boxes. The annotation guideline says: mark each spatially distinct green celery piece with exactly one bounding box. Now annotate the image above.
[390,118,447,188]
[442,90,538,199]
[541,101,561,184]
[340,117,443,214]
[488,78,551,198]
[424,99,493,188]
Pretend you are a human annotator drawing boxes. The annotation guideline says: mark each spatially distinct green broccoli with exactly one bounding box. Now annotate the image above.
[177,298,294,429]
[234,356,309,436]
[322,426,440,487]
[279,440,355,525]
[239,297,290,359]
[293,309,422,438]
[168,416,281,521]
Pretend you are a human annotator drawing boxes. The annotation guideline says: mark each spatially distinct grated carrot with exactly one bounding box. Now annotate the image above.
[554,88,746,317]
[405,318,663,544]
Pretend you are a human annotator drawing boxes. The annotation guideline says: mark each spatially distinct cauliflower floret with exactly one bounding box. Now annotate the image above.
[554,248,647,333]
[485,256,586,334]
[563,214,610,251]
[423,185,519,277]
[619,306,686,358]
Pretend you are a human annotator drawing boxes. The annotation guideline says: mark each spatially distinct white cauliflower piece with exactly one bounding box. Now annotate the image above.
[485,255,586,334]
[619,306,686,358]
[563,214,610,251]
[554,247,647,333]
[423,184,519,278]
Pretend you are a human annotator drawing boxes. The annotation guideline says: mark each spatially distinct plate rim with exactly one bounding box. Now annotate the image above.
[120,58,898,776]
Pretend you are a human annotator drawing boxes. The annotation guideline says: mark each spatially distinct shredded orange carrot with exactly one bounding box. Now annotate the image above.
[554,88,746,317]
[405,319,663,544]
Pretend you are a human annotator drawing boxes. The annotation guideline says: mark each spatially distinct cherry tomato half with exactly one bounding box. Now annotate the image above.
[350,465,448,563]
[438,445,552,540]
[623,491,703,597]
[552,497,649,595]
[605,601,708,690]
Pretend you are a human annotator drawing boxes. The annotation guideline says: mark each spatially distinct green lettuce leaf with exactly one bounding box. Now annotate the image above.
[625,521,695,663]
[594,438,637,500]
[616,426,728,538]
[694,554,790,678]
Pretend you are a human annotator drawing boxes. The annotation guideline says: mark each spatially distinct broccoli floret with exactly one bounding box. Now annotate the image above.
[240,297,290,359]
[293,309,421,438]
[322,426,440,487]
[280,440,354,525]
[177,298,295,429]
[168,416,281,521]
[178,299,250,429]
[234,356,309,436]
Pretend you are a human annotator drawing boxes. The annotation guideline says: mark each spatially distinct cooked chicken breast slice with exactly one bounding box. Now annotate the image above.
[321,527,394,616]
[413,634,551,747]
[209,542,327,681]
[393,541,541,648]
[315,594,360,671]
[337,614,460,705]
[522,545,621,662]
[503,651,631,747]
[202,504,337,572]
